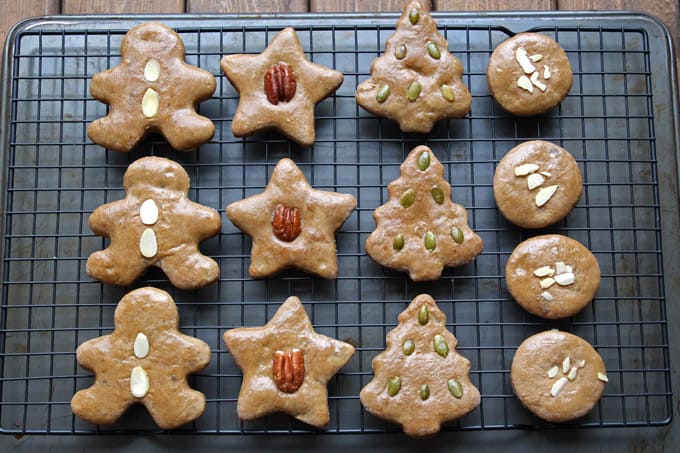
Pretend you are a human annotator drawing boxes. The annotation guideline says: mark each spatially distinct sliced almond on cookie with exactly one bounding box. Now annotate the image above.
[535,185,558,207]
[515,163,539,176]
[527,173,545,190]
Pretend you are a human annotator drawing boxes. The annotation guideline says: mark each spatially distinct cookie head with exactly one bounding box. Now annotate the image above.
[122,22,184,62]
[123,156,190,196]
[113,286,178,332]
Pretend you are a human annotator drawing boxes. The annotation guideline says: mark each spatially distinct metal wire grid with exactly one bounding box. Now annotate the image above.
[0,17,671,434]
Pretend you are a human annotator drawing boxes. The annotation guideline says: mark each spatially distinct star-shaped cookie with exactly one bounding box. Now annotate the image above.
[226,158,356,279]
[223,296,355,428]
[220,27,344,147]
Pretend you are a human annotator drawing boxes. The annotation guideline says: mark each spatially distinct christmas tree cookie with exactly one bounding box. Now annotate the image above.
[360,294,480,437]
[365,145,483,281]
[355,0,471,133]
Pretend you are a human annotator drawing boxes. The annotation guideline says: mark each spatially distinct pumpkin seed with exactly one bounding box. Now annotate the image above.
[402,339,415,355]
[407,81,422,102]
[418,305,429,325]
[417,151,430,171]
[426,41,441,59]
[433,334,449,357]
[399,188,415,208]
[393,233,405,251]
[388,376,401,396]
[431,186,444,204]
[424,231,436,251]
[451,226,464,244]
[447,378,463,398]
[440,84,455,101]
[376,84,390,103]
[419,384,430,400]
[395,44,407,60]
[408,7,419,25]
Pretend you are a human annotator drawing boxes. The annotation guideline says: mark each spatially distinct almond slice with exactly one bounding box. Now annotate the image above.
[130,366,149,398]
[139,228,158,258]
[577,359,586,368]
[134,332,149,359]
[547,365,559,378]
[567,366,578,381]
[530,70,547,92]
[141,88,160,118]
[527,173,545,190]
[515,48,537,74]
[517,75,534,93]
[555,272,575,286]
[555,261,567,275]
[541,291,554,301]
[551,376,568,397]
[597,372,609,382]
[540,277,555,289]
[543,65,551,79]
[529,54,543,62]
[514,163,539,176]
[562,356,571,374]
[533,266,555,277]
[535,185,558,207]
[541,171,552,177]
[144,59,161,82]
[139,199,159,225]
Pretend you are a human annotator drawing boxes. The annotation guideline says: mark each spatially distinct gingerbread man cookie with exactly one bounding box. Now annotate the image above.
[355,0,471,133]
[87,156,221,289]
[88,22,216,152]
[71,287,211,429]
[226,158,356,279]
[221,27,344,147]
[366,146,483,281]
[360,294,480,437]
[223,296,355,428]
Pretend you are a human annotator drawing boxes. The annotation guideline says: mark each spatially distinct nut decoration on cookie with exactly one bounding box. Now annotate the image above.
[71,288,211,429]
[220,27,344,147]
[365,146,483,281]
[87,22,216,152]
[360,294,480,437]
[226,158,356,279]
[86,156,221,289]
[223,296,355,428]
[355,0,471,133]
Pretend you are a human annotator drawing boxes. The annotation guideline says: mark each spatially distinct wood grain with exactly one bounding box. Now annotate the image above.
[62,0,184,14]
[188,0,308,13]
[435,0,556,10]
[311,0,432,12]
[1,0,59,53]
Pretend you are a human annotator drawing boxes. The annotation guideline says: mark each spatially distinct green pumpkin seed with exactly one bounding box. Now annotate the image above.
[399,188,415,208]
[418,305,429,325]
[402,339,415,355]
[451,226,464,244]
[395,44,407,60]
[440,84,455,102]
[434,334,449,357]
[407,81,422,102]
[426,41,441,59]
[447,378,463,398]
[393,233,405,251]
[408,7,420,25]
[424,231,436,251]
[419,383,430,401]
[388,376,401,396]
[417,151,430,171]
[376,84,390,103]
[431,186,445,204]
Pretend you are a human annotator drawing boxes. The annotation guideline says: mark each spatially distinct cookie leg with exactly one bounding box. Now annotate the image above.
[159,248,219,289]
[144,388,206,429]
[86,248,148,286]
[87,114,148,152]
[159,112,214,151]
[71,385,132,426]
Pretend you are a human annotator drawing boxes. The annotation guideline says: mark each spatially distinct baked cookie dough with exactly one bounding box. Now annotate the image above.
[221,27,344,147]
[360,294,480,437]
[223,296,355,428]
[511,330,608,423]
[487,32,572,116]
[226,158,356,279]
[494,140,582,229]
[366,146,483,281]
[355,0,471,133]
[506,234,600,319]
[71,287,211,429]
[88,22,216,152]
[87,156,221,290]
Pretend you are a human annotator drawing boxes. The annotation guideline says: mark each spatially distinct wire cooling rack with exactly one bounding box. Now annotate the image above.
[0,13,677,434]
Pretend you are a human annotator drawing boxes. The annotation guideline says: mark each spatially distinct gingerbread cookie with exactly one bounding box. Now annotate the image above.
[360,294,480,437]
[226,158,356,279]
[87,156,221,289]
[71,287,211,429]
[355,0,471,133]
[365,146,483,281]
[88,22,216,152]
[221,27,344,147]
[511,330,608,423]
[506,234,600,319]
[487,32,572,116]
[494,140,582,229]
[223,296,355,428]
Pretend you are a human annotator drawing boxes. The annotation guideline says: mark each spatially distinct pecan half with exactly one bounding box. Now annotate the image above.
[264,62,296,105]
[272,349,304,393]
[272,204,301,242]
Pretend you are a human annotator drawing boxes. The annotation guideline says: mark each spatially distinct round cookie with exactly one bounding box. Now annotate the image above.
[511,330,608,423]
[487,32,572,116]
[506,234,600,319]
[494,140,582,229]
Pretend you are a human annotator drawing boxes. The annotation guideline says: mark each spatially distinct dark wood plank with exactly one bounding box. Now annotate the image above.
[435,0,555,10]
[1,0,59,54]
[62,0,184,14]
[188,0,308,13]
[311,0,431,12]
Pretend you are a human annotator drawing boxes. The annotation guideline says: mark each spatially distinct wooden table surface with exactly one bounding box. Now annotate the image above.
[1,0,678,56]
